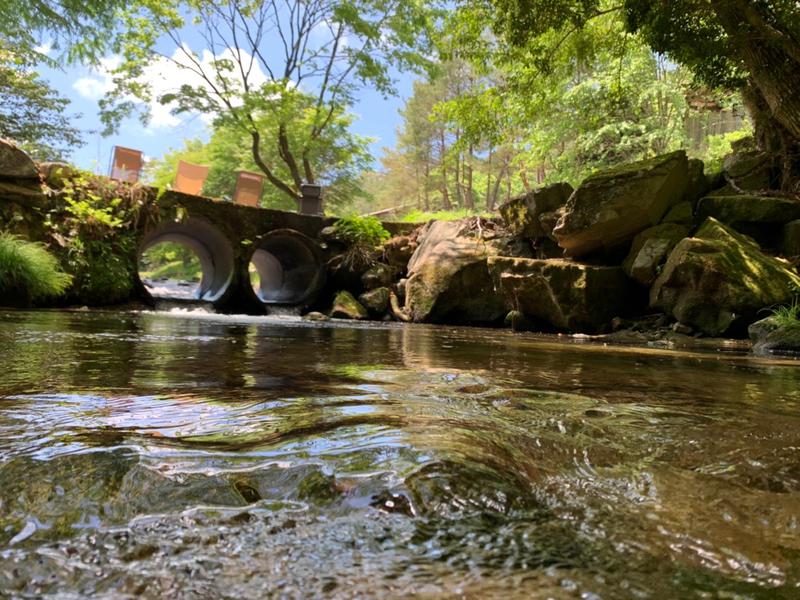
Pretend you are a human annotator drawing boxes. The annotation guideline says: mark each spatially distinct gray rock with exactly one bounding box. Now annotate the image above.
[358,287,390,315]
[488,257,638,333]
[622,223,691,285]
[404,220,506,324]
[330,291,368,320]
[553,151,688,257]
[498,182,573,240]
[662,201,694,225]
[0,139,38,179]
[723,150,775,191]
[361,263,397,291]
[650,218,800,336]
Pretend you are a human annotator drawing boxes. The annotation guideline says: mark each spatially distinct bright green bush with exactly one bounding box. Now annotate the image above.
[333,215,391,247]
[0,233,72,304]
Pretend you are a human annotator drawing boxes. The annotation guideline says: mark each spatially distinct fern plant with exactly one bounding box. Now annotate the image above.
[0,233,72,304]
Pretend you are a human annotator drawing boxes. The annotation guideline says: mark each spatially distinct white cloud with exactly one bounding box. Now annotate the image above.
[34,40,53,56]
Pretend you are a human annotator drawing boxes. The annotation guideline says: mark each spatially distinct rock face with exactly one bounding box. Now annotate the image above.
[622,223,691,285]
[723,150,774,191]
[331,291,368,320]
[662,201,693,225]
[553,150,689,257]
[749,316,800,356]
[0,139,38,179]
[361,263,397,291]
[498,182,573,240]
[783,220,800,257]
[650,218,800,336]
[697,195,800,228]
[487,257,638,333]
[404,220,507,323]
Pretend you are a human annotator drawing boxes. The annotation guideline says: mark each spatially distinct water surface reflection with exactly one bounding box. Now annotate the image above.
[0,310,799,598]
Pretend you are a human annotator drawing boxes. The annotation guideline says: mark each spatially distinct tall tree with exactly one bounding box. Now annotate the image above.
[102,0,436,206]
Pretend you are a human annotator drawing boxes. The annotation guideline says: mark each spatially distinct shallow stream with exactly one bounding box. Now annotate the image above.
[1,309,799,598]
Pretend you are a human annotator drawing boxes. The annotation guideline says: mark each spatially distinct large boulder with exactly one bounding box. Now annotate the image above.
[487,257,639,333]
[404,220,507,323]
[622,223,691,285]
[498,182,573,240]
[553,151,689,257]
[650,218,800,336]
[723,150,775,191]
[696,195,800,247]
[0,139,38,179]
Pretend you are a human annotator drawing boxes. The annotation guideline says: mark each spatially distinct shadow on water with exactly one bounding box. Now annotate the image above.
[1,309,800,597]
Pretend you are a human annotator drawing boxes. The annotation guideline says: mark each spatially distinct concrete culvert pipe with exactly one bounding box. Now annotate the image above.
[138,217,235,303]
[249,229,325,305]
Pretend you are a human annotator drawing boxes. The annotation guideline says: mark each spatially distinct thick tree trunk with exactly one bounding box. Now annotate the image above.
[714,1,800,143]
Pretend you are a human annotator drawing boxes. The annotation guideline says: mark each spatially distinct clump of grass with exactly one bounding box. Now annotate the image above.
[0,232,72,304]
[769,283,800,327]
[332,216,391,271]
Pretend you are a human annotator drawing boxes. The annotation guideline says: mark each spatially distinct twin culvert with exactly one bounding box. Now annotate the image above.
[137,217,325,311]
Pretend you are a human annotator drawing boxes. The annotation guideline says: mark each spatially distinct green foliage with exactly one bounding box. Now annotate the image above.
[44,171,155,304]
[139,242,201,282]
[0,51,84,160]
[697,126,754,175]
[0,0,123,64]
[0,232,72,304]
[333,216,390,247]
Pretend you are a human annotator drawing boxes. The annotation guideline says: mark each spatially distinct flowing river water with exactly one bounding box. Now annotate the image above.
[0,309,799,598]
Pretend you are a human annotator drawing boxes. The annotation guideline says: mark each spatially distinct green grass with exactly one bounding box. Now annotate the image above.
[397,209,495,223]
[770,298,800,327]
[0,232,72,303]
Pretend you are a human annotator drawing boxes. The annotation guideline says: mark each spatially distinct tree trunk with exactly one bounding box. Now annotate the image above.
[714,0,800,145]
[439,130,452,210]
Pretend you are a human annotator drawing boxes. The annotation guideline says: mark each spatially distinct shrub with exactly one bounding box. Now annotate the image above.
[0,232,72,305]
[333,215,391,247]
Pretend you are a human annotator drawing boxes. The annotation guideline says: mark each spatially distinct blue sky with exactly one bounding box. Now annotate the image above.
[37,44,414,176]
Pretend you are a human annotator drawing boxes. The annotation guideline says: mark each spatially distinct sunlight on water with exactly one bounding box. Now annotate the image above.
[0,309,799,597]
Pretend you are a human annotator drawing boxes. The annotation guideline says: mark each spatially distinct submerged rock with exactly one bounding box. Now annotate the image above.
[0,139,38,179]
[488,257,638,333]
[498,182,573,240]
[650,218,800,336]
[622,223,691,285]
[331,291,368,320]
[404,220,507,324]
[749,316,800,356]
[553,151,688,257]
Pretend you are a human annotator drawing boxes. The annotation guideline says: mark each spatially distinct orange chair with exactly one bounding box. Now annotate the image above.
[232,170,264,207]
[109,146,143,183]
[174,160,210,196]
